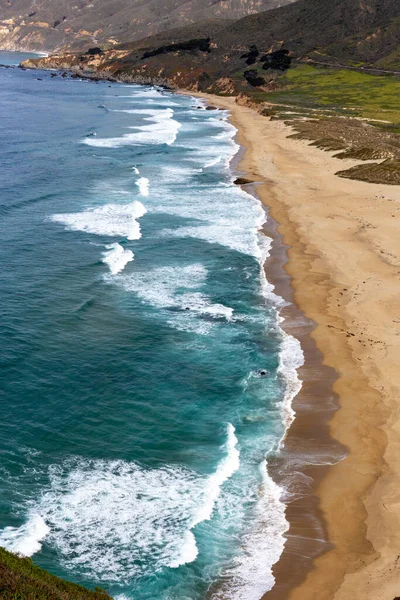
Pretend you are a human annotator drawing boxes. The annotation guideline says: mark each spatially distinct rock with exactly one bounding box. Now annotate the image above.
[259,370,267,376]
[261,48,291,72]
[243,69,266,87]
[61,72,68,77]
[234,177,253,185]
[51,72,58,77]
[86,47,103,56]
[205,105,218,110]
[241,45,259,65]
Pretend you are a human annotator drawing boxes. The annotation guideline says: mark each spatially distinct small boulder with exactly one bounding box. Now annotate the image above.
[86,47,103,56]
[234,177,253,185]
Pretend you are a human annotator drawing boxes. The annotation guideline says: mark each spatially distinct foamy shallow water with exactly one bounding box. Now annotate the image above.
[0,66,303,600]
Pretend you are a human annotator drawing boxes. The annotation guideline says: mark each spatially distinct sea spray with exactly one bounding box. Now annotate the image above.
[136,177,149,197]
[51,201,147,240]
[102,243,134,275]
[0,513,50,557]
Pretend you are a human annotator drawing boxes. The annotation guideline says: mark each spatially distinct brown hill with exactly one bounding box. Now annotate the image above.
[26,0,400,92]
[0,0,296,52]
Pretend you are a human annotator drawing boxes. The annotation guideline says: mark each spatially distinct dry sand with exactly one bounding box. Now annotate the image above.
[189,93,400,600]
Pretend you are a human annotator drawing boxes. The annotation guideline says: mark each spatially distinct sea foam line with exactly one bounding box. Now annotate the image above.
[51,200,147,241]
[191,97,304,598]
[83,107,181,147]
[170,423,240,568]
[0,425,239,583]
[136,177,149,197]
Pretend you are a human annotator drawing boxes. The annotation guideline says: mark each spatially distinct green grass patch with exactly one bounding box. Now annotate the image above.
[249,65,400,124]
[0,547,112,600]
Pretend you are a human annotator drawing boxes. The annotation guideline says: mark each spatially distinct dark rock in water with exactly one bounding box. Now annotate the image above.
[86,47,104,56]
[243,69,266,87]
[51,73,58,77]
[234,177,253,185]
[259,370,267,376]
[71,73,80,79]
[205,105,218,111]
[36,78,43,81]
[61,72,68,78]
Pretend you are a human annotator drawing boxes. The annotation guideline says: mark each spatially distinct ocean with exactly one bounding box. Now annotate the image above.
[0,52,303,600]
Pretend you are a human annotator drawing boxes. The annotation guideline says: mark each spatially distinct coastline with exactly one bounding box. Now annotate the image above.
[4,55,400,597]
[189,93,400,600]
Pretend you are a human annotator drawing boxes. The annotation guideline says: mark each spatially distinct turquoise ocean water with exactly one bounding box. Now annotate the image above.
[0,52,303,600]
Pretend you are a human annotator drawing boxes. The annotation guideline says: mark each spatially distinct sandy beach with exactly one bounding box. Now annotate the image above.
[190,93,400,600]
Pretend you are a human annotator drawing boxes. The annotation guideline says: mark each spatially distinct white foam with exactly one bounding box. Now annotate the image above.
[129,87,163,97]
[211,461,287,600]
[51,201,147,241]
[192,424,239,526]
[136,177,149,197]
[83,108,181,147]
[170,424,240,568]
[203,156,222,168]
[155,184,268,259]
[102,243,134,275]
[0,513,49,556]
[277,330,304,429]
[0,426,239,583]
[115,264,234,333]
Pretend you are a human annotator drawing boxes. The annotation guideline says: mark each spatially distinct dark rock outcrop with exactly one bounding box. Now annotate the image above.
[261,48,291,71]
[142,38,211,59]
[244,69,266,87]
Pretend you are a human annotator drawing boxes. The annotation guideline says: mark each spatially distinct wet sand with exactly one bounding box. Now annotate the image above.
[186,93,400,600]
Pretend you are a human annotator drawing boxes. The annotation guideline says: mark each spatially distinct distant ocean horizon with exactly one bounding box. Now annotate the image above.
[0,51,303,600]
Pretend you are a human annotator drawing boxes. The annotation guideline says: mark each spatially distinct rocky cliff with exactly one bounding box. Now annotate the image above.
[0,0,297,52]
[20,0,400,93]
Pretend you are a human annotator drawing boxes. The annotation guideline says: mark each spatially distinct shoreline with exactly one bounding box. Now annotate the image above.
[224,102,346,597]
[229,137,343,596]
[189,93,400,600]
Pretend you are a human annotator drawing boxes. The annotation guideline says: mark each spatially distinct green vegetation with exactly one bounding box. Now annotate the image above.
[0,547,112,600]
[249,65,400,125]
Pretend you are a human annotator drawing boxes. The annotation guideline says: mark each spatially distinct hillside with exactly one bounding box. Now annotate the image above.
[0,547,112,600]
[0,0,296,52]
[21,0,400,185]
[23,0,400,92]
